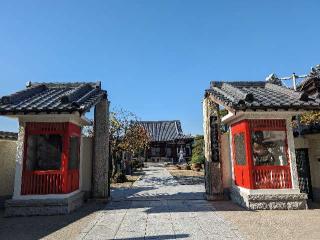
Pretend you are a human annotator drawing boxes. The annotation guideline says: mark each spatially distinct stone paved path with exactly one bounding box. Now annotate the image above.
[79,164,243,240]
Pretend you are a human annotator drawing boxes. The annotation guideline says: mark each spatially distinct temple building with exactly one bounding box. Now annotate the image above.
[0,82,110,216]
[203,71,320,210]
[139,120,193,163]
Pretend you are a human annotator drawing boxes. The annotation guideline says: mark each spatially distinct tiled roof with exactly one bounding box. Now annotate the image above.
[0,82,107,115]
[205,81,320,111]
[139,120,192,142]
[297,65,320,96]
[0,131,18,140]
[299,64,320,84]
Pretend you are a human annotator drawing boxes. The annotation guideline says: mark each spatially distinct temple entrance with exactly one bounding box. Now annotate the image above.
[296,148,313,200]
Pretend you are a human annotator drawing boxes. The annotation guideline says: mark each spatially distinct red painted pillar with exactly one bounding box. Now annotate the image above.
[61,123,70,193]
[245,121,254,189]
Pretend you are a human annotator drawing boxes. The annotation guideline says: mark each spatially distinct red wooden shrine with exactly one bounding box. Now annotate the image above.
[231,119,292,189]
[21,122,80,195]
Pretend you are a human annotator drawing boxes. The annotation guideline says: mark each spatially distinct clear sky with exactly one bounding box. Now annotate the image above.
[0,0,319,135]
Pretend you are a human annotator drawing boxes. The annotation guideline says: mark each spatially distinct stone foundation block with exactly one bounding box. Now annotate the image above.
[230,186,308,210]
[5,191,84,217]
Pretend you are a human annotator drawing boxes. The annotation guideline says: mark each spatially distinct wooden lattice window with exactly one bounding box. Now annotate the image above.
[26,134,62,171]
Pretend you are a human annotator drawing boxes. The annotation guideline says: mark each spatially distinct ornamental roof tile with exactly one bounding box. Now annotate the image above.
[205,81,320,111]
[0,82,107,115]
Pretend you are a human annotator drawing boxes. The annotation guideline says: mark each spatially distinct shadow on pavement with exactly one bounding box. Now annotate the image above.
[171,175,204,185]
[0,201,106,240]
[120,234,189,239]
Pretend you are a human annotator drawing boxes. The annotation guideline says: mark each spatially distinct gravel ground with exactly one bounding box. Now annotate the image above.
[166,166,204,185]
[212,201,320,240]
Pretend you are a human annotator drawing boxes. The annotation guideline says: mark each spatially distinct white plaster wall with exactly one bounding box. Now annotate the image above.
[80,136,93,193]
[221,133,232,189]
[294,136,309,149]
[0,140,17,197]
[286,118,300,190]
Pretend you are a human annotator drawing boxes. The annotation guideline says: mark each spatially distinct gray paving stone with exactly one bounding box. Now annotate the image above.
[80,163,244,240]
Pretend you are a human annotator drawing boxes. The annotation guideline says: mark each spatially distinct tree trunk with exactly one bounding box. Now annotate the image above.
[111,151,117,177]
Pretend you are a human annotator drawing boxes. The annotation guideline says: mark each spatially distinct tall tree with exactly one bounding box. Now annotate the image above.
[82,108,150,178]
[109,108,150,177]
[191,135,205,165]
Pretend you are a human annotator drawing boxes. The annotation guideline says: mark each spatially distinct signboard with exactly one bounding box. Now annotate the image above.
[210,115,220,163]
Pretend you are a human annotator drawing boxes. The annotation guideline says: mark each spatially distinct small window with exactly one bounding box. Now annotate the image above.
[69,137,80,169]
[234,133,246,165]
[26,134,62,171]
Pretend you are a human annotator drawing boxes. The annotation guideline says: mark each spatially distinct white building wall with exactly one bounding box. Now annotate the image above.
[0,139,17,197]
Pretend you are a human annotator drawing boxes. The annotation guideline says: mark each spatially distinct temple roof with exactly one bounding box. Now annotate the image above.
[0,82,107,115]
[139,120,193,142]
[205,81,320,111]
[0,131,18,140]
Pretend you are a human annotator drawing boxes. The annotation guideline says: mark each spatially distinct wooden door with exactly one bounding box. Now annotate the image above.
[296,148,313,199]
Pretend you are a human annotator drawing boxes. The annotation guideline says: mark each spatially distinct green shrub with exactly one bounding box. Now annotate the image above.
[191,154,205,164]
[112,172,127,183]
[191,135,205,164]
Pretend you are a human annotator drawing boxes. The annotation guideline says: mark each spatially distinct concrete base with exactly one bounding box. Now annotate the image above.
[4,191,84,217]
[0,195,11,209]
[230,186,308,210]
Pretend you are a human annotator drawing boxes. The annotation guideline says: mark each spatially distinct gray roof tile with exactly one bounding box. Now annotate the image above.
[139,120,192,142]
[206,81,320,111]
[0,82,107,115]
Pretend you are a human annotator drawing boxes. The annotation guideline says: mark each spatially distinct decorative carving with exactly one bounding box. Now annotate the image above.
[309,64,320,78]
[265,73,283,86]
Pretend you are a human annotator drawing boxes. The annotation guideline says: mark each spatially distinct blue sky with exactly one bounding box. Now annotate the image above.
[0,0,319,135]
